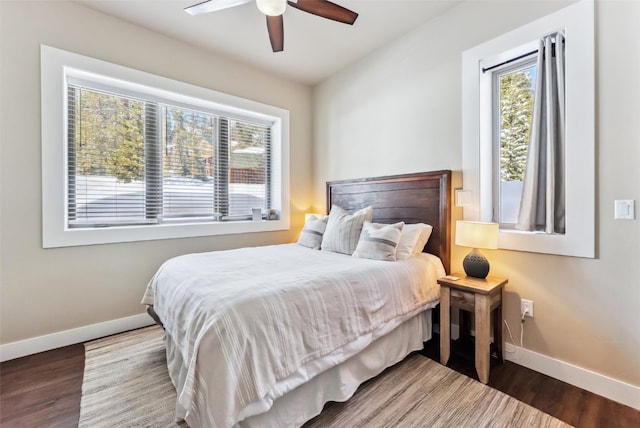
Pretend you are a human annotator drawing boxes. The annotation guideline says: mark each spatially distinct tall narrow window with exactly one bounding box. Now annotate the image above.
[485,36,565,233]
[461,0,594,258]
[492,58,537,227]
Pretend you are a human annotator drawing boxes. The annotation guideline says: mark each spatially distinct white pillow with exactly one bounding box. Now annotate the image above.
[320,205,373,255]
[353,221,404,261]
[395,223,434,260]
[297,215,329,250]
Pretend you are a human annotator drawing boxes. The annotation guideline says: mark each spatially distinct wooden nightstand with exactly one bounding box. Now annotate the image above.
[438,273,508,384]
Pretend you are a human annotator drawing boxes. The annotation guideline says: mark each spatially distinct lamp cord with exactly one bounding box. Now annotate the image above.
[503,311,527,353]
[503,320,517,353]
[520,311,527,347]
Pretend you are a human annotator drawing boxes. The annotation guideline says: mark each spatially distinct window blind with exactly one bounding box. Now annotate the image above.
[67,84,273,229]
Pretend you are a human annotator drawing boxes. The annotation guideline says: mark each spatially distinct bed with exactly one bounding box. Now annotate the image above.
[142,170,452,428]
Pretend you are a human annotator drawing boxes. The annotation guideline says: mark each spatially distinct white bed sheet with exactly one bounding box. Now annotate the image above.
[142,244,444,427]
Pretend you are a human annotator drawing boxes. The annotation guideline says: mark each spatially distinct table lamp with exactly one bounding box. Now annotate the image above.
[455,221,499,279]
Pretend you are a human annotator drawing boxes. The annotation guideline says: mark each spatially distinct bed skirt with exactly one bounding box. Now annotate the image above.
[165,309,433,428]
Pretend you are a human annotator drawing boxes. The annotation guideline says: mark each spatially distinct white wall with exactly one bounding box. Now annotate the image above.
[0,1,313,345]
[313,0,640,391]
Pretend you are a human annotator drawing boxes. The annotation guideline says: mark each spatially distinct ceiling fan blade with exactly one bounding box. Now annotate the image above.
[266,15,284,52]
[287,0,358,25]
[184,0,252,16]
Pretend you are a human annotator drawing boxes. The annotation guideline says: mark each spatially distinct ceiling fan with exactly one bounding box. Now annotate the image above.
[184,0,359,52]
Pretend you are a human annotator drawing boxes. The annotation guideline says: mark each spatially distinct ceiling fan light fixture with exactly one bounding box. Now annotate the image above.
[256,0,287,16]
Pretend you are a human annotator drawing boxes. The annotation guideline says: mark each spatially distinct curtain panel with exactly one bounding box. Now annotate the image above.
[516,33,566,234]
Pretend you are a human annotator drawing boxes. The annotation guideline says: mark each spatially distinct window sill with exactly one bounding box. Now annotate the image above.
[498,228,593,258]
[43,217,290,248]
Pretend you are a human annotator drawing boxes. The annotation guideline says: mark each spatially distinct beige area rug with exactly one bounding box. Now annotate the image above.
[79,326,185,428]
[79,326,572,428]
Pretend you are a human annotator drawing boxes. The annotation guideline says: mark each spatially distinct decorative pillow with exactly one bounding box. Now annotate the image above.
[396,223,434,260]
[320,205,373,255]
[353,221,404,261]
[297,215,329,250]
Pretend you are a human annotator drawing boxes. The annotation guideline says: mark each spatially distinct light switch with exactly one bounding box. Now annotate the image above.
[614,200,635,220]
[455,189,472,207]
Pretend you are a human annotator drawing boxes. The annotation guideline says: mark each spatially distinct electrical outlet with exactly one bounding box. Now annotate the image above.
[521,299,534,318]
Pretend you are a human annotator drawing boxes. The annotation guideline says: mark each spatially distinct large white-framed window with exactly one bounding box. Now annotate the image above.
[462,0,594,258]
[41,45,290,248]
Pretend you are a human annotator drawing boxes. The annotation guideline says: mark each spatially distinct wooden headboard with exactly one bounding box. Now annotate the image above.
[326,170,452,273]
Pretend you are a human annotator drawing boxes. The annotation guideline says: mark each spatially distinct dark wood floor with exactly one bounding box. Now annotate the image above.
[1,333,638,428]
[1,343,85,427]
[420,335,640,428]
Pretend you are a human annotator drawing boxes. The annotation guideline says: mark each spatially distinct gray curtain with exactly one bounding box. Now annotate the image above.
[516,33,566,234]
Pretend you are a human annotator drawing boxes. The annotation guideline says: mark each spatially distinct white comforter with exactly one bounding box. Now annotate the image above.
[142,243,443,427]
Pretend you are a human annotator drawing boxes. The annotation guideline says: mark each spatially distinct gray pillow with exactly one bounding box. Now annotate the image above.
[353,221,404,261]
[320,205,373,255]
[297,215,328,249]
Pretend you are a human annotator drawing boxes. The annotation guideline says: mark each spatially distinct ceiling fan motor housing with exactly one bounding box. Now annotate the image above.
[257,0,287,16]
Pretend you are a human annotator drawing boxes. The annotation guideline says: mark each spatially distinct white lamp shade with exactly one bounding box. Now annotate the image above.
[455,221,499,250]
[256,0,287,16]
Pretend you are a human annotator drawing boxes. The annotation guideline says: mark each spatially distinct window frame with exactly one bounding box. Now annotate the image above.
[41,45,290,248]
[461,0,594,258]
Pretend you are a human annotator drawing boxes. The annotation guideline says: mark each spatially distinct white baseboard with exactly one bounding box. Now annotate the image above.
[436,323,639,411]
[505,344,640,411]
[0,313,155,362]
